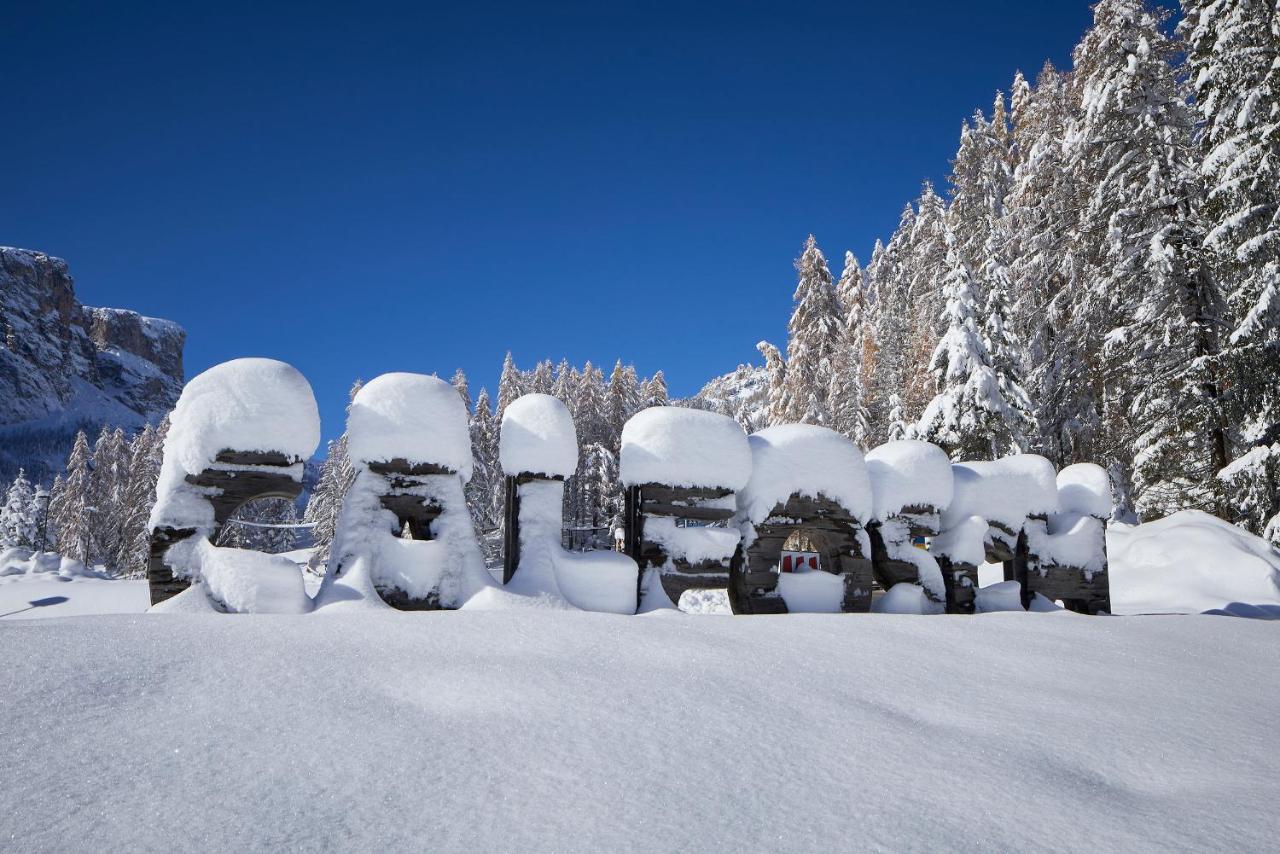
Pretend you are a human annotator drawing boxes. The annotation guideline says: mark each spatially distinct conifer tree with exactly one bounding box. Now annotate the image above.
[497,352,524,419]
[529,360,555,395]
[304,380,362,568]
[451,368,472,415]
[49,430,93,565]
[0,469,38,548]
[779,235,841,425]
[829,252,872,445]
[642,370,668,409]
[756,341,788,427]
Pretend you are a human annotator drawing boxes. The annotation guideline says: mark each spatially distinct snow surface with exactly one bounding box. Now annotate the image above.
[942,455,1059,531]
[865,440,953,520]
[776,568,846,612]
[346,373,473,479]
[499,393,578,478]
[1110,510,1280,615]
[187,539,311,614]
[5,609,1277,852]
[620,406,751,490]
[0,548,147,619]
[736,424,872,524]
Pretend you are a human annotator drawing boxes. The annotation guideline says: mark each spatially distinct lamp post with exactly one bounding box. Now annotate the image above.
[34,487,51,553]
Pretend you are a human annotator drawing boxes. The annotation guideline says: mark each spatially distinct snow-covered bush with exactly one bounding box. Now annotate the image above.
[319,373,491,610]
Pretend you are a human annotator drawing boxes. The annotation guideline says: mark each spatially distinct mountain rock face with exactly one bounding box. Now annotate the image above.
[679,363,770,433]
[0,247,185,483]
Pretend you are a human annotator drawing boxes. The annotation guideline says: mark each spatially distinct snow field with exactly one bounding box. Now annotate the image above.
[2,610,1277,852]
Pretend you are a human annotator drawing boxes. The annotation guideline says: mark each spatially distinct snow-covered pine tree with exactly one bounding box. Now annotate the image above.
[529,360,555,395]
[303,379,362,569]
[900,185,950,422]
[114,422,163,577]
[778,235,841,426]
[829,252,872,445]
[1183,0,1280,531]
[916,237,1027,460]
[859,239,886,442]
[451,368,472,415]
[756,341,788,427]
[497,352,524,419]
[49,430,93,565]
[466,388,502,554]
[551,359,579,406]
[87,426,128,567]
[606,360,640,452]
[0,468,38,548]
[641,370,668,409]
[1006,60,1095,466]
[1071,0,1228,518]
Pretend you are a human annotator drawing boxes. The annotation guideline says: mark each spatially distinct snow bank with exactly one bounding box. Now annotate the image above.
[941,455,1059,531]
[736,424,872,523]
[165,538,312,614]
[346,373,473,479]
[865,440,953,521]
[620,407,750,490]
[8,610,1279,851]
[500,394,577,478]
[872,582,937,614]
[776,569,846,613]
[158,358,320,477]
[553,550,639,614]
[150,358,320,534]
[1109,510,1280,615]
[1056,463,1112,519]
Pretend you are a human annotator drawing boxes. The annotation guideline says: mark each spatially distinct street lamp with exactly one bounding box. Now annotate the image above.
[34,487,51,554]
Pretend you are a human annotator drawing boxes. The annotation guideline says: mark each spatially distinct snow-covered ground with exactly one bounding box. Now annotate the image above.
[2,609,1277,852]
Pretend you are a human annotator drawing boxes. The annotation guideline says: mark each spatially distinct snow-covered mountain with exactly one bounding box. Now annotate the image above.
[679,362,770,433]
[0,247,185,484]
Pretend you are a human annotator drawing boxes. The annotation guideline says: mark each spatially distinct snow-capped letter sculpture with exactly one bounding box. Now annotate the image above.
[318,373,492,610]
[864,440,952,614]
[620,407,751,610]
[729,424,876,613]
[499,394,638,613]
[147,358,321,613]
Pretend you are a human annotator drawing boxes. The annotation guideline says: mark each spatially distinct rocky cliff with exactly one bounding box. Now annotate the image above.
[0,247,185,483]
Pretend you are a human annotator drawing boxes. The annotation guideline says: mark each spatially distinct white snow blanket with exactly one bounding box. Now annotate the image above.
[346,372,473,477]
[942,455,1059,532]
[500,393,578,478]
[620,406,750,490]
[1109,510,1280,616]
[737,424,872,524]
[865,440,953,521]
[3,611,1277,851]
[150,358,320,534]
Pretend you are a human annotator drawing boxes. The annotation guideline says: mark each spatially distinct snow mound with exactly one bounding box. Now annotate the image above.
[620,406,750,490]
[865,440,953,520]
[642,516,741,564]
[1109,510,1280,615]
[776,569,846,613]
[872,582,937,614]
[170,539,312,614]
[346,373,472,479]
[737,424,872,523]
[931,515,989,566]
[500,394,577,478]
[1056,463,1112,519]
[942,455,1059,531]
[553,550,639,614]
[161,357,319,476]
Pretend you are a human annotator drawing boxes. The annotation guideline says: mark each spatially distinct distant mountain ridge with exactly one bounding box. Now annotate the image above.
[679,362,770,433]
[0,246,185,483]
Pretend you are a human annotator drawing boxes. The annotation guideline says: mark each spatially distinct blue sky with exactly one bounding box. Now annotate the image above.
[3,1,1113,442]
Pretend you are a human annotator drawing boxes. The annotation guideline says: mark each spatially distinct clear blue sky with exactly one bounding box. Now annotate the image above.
[3,1,1112,443]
